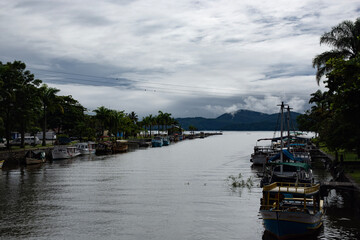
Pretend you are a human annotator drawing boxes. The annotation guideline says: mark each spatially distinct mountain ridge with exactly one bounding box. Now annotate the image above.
[176,109,300,131]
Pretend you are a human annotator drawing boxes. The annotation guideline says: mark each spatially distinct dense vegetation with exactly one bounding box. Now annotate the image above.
[0,61,177,148]
[297,18,360,157]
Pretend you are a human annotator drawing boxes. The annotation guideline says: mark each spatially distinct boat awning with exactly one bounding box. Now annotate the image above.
[269,162,311,171]
[268,149,304,162]
[289,143,306,146]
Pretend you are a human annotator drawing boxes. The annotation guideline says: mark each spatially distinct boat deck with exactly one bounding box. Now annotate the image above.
[264,182,320,195]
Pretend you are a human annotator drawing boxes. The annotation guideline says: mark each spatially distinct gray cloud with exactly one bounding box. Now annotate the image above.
[1,0,359,118]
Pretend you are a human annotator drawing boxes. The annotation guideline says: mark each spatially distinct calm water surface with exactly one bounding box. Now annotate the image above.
[1,132,359,239]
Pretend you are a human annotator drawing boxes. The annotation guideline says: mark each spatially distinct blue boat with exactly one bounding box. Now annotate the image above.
[260,182,323,239]
[151,137,163,147]
[162,137,170,146]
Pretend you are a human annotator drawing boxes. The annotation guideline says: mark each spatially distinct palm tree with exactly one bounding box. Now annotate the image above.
[127,111,139,137]
[313,18,360,84]
[39,84,61,146]
[309,90,330,112]
[93,106,111,137]
[128,111,138,124]
[141,116,150,137]
[109,110,125,139]
[157,111,164,134]
[148,114,155,137]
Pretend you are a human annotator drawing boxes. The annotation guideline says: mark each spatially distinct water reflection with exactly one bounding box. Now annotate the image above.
[0,132,359,239]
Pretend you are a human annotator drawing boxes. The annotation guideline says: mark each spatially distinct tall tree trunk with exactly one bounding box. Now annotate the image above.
[5,108,11,149]
[42,105,46,146]
[20,124,25,148]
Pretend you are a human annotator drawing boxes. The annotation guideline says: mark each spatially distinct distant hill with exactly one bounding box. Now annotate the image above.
[176,109,300,131]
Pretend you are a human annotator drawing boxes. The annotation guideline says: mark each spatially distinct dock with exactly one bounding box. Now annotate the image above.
[321,181,355,189]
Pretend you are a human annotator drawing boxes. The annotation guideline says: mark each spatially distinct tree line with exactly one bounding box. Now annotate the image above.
[297,18,360,157]
[0,61,178,149]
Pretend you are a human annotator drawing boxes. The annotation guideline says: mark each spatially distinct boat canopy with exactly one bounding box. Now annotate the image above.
[269,162,311,171]
[268,149,304,162]
[262,182,319,195]
[257,135,311,142]
[289,143,306,146]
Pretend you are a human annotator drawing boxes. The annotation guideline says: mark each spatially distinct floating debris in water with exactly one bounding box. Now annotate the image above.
[227,173,253,189]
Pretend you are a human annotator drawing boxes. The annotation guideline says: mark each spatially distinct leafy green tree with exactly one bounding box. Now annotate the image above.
[0,61,42,148]
[325,57,360,156]
[127,111,140,137]
[141,116,150,137]
[313,18,360,84]
[302,18,360,157]
[93,106,112,137]
[142,114,156,137]
[48,95,86,137]
[188,125,197,135]
[109,110,125,139]
[39,84,61,146]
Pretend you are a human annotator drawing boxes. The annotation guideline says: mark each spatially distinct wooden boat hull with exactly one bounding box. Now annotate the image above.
[112,144,128,153]
[26,158,45,165]
[96,142,113,155]
[260,210,323,239]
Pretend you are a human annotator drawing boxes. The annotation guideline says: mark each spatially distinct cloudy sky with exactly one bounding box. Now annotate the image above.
[1,0,359,118]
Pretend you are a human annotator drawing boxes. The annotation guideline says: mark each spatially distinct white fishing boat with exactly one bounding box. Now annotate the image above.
[250,142,276,165]
[75,142,96,155]
[52,145,81,160]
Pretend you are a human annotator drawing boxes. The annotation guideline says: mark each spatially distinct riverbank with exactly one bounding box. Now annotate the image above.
[0,132,223,168]
[310,145,360,214]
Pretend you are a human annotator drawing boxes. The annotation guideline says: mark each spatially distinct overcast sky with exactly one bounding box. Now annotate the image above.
[1,0,359,118]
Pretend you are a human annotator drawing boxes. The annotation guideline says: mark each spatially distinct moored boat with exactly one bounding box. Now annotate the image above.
[112,140,128,153]
[75,142,96,155]
[251,145,275,165]
[266,162,313,185]
[260,182,323,239]
[162,137,170,146]
[52,145,81,160]
[96,141,113,155]
[25,150,46,165]
[152,137,163,147]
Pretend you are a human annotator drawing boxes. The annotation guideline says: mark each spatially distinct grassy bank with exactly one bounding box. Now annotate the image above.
[318,142,360,184]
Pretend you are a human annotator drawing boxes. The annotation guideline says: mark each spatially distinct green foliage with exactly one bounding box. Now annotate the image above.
[1,60,177,144]
[188,125,197,134]
[0,61,42,147]
[227,173,254,189]
[302,18,360,157]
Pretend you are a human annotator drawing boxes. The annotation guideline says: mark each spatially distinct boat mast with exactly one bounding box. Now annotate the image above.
[279,102,284,173]
[286,105,292,150]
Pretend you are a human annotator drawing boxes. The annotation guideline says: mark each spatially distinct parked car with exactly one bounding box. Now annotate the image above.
[8,136,41,146]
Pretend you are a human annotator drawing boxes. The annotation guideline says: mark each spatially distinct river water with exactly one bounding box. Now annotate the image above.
[0,131,359,240]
